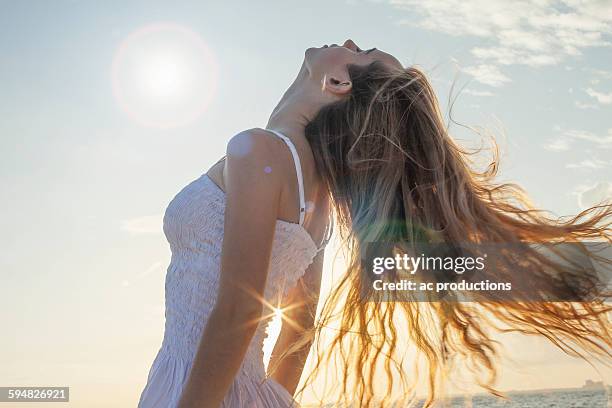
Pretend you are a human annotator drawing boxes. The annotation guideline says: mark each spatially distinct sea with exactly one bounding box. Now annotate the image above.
[305,389,611,407]
[440,388,611,407]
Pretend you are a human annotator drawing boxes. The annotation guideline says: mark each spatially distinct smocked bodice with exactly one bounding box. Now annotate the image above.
[160,173,319,378]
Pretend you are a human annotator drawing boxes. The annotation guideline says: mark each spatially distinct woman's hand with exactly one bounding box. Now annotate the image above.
[178,129,286,408]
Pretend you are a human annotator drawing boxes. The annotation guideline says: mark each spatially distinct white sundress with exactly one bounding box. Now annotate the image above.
[138,129,332,408]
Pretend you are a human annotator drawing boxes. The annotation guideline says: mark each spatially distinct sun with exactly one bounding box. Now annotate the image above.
[140,54,185,98]
[111,22,219,129]
[263,307,284,371]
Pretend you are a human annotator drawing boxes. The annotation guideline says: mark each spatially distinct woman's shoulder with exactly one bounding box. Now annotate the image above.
[226,127,285,158]
[226,128,302,179]
[223,128,296,190]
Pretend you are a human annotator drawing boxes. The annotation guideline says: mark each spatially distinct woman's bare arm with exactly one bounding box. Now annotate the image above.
[178,129,286,408]
[268,248,324,395]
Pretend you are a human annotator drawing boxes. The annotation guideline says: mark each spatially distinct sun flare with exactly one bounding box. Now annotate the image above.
[262,307,284,371]
[111,22,218,129]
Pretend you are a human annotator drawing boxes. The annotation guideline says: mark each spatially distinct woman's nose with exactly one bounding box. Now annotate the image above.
[342,39,358,51]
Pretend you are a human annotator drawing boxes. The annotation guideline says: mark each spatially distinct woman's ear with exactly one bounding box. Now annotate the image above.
[321,72,352,96]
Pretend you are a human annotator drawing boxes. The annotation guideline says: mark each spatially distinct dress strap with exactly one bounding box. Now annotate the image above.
[265,128,306,226]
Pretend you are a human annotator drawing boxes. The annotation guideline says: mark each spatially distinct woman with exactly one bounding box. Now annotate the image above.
[139,40,611,407]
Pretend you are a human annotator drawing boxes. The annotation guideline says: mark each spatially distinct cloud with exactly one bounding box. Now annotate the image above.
[566,158,612,169]
[462,88,495,97]
[543,138,571,152]
[121,260,165,288]
[138,261,164,279]
[565,128,612,148]
[391,0,612,85]
[544,128,612,152]
[584,67,612,80]
[574,100,599,110]
[121,214,164,235]
[585,87,612,104]
[462,64,511,87]
[574,181,612,209]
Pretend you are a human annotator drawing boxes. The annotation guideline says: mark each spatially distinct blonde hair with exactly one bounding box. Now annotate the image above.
[275,61,612,407]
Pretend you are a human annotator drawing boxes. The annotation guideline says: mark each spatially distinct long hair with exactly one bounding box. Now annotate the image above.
[274,61,612,407]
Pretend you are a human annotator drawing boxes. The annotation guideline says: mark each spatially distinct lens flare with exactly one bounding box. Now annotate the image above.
[111,22,219,129]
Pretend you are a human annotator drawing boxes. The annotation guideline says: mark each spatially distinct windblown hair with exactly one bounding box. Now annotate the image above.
[273,61,612,407]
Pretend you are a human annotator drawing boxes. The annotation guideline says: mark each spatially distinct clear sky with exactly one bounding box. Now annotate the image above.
[1,1,611,406]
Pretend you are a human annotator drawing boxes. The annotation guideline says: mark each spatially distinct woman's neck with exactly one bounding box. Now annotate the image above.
[266,96,311,141]
[266,65,333,141]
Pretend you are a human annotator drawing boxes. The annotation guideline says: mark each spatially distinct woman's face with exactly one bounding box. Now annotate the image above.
[305,39,403,78]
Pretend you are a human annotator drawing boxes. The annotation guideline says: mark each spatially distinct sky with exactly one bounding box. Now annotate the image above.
[0,0,611,406]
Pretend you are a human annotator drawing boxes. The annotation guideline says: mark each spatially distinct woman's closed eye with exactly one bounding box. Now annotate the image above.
[355,47,377,54]
[355,46,376,54]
